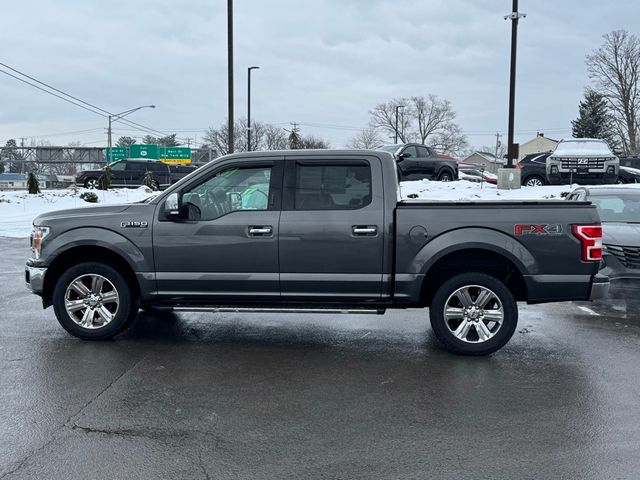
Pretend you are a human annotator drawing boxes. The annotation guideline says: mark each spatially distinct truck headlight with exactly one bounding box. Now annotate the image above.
[551,165,559,174]
[30,226,50,260]
[607,166,616,174]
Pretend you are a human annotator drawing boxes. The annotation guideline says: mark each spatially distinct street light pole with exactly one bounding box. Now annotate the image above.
[107,105,156,163]
[395,105,405,144]
[505,0,526,168]
[247,66,260,152]
[227,0,234,154]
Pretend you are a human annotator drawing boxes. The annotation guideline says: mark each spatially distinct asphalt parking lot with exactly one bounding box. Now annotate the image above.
[1,236,640,479]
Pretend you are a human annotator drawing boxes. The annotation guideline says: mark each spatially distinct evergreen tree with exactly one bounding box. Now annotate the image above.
[116,136,137,147]
[98,165,112,190]
[288,125,302,149]
[143,171,157,190]
[572,90,617,149]
[27,171,40,194]
[157,134,179,147]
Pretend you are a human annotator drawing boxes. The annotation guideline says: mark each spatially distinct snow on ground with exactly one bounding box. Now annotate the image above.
[400,179,574,201]
[0,187,157,238]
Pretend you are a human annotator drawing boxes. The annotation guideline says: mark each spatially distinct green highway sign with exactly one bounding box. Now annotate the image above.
[161,147,191,159]
[129,144,159,159]
[105,147,127,161]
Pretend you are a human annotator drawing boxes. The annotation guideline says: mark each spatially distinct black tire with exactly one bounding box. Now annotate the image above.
[616,176,627,184]
[429,272,518,356]
[84,178,98,189]
[52,262,139,340]
[523,175,545,187]
[438,170,453,182]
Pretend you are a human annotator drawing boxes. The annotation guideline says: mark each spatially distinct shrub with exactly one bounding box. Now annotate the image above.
[79,192,99,203]
[143,171,158,190]
[27,171,40,194]
[98,165,112,190]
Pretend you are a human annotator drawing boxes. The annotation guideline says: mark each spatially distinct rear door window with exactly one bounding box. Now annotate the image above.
[416,146,430,158]
[294,163,372,210]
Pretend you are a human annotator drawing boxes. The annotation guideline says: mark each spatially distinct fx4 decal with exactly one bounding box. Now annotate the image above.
[514,224,563,236]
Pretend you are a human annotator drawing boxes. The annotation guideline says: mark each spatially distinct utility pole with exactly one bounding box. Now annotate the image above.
[494,132,502,162]
[498,0,526,190]
[227,0,234,154]
[247,66,260,152]
[394,105,405,144]
[505,0,525,168]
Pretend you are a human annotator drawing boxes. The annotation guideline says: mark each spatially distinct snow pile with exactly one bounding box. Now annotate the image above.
[400,179,573,201]
[0,187,157,238]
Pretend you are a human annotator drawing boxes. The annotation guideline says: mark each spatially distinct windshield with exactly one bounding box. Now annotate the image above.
[590,192,640,223]
[377,145,401,154]
[554,140,612,156]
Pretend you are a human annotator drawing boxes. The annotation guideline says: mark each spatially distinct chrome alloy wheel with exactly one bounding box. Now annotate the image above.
[525,177,544,187]
[64,274,120,329]
[443,285,504,343]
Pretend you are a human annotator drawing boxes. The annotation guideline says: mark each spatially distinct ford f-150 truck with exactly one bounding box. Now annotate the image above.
[26,150,609,355]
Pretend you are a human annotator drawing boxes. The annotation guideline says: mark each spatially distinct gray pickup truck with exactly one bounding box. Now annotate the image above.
[25,150,609,355]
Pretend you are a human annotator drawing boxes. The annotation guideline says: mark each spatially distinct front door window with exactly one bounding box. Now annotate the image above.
[181,167,272,221]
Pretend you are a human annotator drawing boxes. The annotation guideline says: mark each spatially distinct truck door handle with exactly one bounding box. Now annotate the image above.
[248,226,273,236]
[352,226,377,236]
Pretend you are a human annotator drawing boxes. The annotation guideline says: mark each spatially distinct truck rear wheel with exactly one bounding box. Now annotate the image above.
[429,273,518,356]
[52,262,139,340]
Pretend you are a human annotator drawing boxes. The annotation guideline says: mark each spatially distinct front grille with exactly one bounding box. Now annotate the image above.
[605,244,640,268]
[560,158,606,170]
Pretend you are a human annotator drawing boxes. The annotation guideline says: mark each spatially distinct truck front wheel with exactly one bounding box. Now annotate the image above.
[429,273,518,356]
[52,262,139,340]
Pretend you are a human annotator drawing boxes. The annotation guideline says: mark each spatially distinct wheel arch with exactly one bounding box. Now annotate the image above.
[419,248,528,306]
[43,245,141,308]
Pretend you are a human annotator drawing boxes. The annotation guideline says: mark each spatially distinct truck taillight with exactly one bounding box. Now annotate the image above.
[572,225,602,262]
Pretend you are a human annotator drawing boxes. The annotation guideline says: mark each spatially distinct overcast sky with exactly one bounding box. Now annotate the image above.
[1,0,638,152]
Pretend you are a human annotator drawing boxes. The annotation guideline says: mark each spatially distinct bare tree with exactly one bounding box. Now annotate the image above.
[369,95,468,155]
[347,126,383,149]
[586,30,640,154]
[263,124,289,150]
[203,119,302,155]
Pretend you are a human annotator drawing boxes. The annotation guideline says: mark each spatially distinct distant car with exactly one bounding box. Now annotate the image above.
[546,138,619,185]
[617,166,640,184]
[619,156,640,169]
[457,164,497,184]
[76,160,197,189]
[567,186,640,297]
[517,152,550,187]
[377,144,458,182]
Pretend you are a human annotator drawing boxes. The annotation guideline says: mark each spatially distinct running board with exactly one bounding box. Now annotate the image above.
[171,307,386,315]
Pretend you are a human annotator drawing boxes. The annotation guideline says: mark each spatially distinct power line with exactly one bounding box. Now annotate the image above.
[0,68,109,119]
[0,62,188,143]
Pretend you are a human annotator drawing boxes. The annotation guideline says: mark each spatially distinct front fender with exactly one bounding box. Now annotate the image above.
[41,227,151,272]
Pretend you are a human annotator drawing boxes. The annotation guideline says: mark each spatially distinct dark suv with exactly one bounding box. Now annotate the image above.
[76,160,172,189]
[517,152,550,187]
[377,144,458,181]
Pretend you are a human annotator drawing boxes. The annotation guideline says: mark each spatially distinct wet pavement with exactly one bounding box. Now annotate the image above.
[1,236,640,479]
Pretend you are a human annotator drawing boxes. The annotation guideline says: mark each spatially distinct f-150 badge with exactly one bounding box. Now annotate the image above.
[120,221,148,228]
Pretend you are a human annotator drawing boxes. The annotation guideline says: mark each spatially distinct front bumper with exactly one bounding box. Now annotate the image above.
[547,172,618,185]
[25,265,47,294]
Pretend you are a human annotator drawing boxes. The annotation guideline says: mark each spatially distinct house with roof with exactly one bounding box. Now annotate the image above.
[460,151,505,174]
[518,133,559,161]
[0,173,52,191]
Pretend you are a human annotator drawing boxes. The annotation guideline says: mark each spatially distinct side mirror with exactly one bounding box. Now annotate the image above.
[398,152,412,161]
[164,193,180,217]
